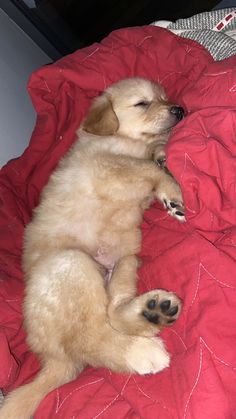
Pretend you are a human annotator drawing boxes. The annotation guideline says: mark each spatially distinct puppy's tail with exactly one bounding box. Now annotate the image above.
[0,359,79,419]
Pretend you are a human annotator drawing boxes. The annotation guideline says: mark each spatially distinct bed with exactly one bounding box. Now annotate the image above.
[0,8,236,419]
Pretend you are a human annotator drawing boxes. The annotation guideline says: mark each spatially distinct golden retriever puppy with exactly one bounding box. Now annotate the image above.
[0,77,185,419]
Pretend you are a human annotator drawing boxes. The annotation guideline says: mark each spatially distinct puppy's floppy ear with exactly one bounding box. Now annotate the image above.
[83,94,119,135]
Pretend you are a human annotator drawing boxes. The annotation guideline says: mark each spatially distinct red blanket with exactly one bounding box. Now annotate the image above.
[1,26,236,418]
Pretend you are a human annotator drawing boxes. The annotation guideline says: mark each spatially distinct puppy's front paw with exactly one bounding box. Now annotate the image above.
[163,196,185,222]
[152,145,166,168]
[158,180,185,222]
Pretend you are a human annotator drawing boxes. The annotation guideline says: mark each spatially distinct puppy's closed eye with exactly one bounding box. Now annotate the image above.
[134,101,150,108]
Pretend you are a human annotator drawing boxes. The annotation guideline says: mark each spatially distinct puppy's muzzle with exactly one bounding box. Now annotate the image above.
[170,106,184,121]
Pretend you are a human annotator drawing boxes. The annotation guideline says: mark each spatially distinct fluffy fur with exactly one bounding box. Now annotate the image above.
[0,77,184,419]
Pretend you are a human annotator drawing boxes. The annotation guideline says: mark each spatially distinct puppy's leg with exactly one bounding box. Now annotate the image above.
[95,325,170,375]
[147,141,167,167]
[0,358,80,419]
[107,256,182,337]
[154,169,185,221]
[95,155,185,221]
[0,249,96,419]
[144,150,185,220]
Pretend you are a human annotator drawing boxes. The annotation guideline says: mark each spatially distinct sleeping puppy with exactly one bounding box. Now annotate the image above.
[0,77,185,419]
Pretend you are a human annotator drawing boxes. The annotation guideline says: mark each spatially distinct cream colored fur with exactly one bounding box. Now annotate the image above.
[0,77,184,419]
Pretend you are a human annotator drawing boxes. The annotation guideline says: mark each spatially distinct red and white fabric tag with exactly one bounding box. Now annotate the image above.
[213,10,236,31]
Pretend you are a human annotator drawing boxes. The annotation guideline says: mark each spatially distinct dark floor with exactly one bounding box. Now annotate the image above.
[17,0,221,55]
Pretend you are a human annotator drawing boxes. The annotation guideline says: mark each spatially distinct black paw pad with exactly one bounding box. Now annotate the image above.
[160,300,171,312]
[176,211,184,217]
[147,299,156,310]
[142,310,159,324]
[155,158,166,167]
[168,306,179,316]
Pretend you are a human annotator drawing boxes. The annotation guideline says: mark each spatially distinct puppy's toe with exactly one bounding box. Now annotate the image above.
[153,148,166,168]
[155,156,166,168]
[163,198,185,222]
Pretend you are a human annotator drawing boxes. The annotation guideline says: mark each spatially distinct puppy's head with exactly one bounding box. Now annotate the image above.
[82,77,184,141]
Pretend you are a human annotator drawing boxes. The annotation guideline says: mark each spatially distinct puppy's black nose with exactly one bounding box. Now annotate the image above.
[170,106,184,121]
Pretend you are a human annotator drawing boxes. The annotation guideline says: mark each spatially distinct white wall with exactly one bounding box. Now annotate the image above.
[0,8,51,167]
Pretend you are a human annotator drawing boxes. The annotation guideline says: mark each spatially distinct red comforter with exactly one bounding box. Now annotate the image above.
[0,26,236,419]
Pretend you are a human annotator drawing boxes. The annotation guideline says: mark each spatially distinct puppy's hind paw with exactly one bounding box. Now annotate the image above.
[126,337,170,375]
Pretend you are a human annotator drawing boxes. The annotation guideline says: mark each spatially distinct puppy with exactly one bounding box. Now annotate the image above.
[0,77,185,419]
